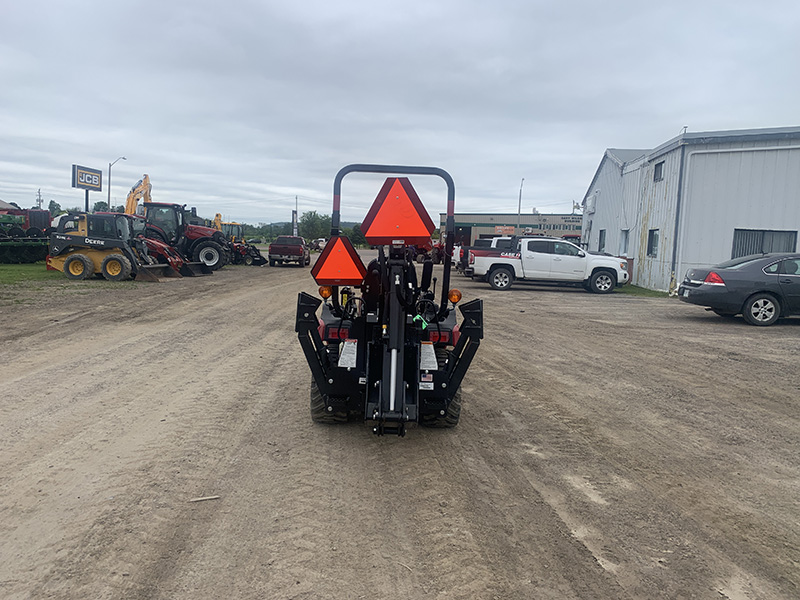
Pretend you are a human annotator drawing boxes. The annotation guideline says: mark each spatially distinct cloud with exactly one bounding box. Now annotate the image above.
[1,0,798,223]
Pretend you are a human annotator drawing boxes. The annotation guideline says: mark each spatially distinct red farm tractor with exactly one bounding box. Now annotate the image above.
[140,202,233,271]
[295,164,484,436]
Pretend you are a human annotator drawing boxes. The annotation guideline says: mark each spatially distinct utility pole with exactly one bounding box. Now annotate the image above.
[293,196,299,236]
[517,178,525,232]
[36,189,43,209]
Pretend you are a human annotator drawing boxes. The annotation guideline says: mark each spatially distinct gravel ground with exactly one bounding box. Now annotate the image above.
[0,256,798,599]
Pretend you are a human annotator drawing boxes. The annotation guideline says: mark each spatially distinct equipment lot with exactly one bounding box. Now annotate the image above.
[1,257,798,599]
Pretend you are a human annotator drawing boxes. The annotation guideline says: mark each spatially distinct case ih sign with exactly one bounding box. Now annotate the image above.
[71,164,103,191]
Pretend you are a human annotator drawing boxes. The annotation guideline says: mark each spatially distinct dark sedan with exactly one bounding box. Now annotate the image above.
[678,253,800,326]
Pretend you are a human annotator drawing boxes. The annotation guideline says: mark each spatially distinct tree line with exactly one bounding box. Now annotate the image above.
[239,211,367,246]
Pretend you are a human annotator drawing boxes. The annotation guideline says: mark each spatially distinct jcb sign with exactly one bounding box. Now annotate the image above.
[71,164,102,191]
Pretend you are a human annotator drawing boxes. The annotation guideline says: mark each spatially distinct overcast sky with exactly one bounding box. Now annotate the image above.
[1,0,798,225]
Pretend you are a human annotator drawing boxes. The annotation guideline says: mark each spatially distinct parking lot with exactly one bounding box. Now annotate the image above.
[1,259,798,599]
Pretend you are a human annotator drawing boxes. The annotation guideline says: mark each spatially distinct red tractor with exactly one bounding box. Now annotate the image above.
[140,202,232,271]
[123,214,212,276]
[296,164,483,436]
[123,175,231,270]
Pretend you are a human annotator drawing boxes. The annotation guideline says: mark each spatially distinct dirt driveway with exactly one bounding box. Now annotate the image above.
[1,258,798,599]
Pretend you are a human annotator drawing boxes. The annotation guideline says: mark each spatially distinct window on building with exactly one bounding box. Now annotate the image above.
[619,229,629,257]
[598,229,606,253]
[731,229,797,259]
[654,161,664,182]
[647,229,659,257]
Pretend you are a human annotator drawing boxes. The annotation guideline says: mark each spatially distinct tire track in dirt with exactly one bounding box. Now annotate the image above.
[2,267,295,598]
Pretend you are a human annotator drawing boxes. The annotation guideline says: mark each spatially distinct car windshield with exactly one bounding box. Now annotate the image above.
[715,255,767,270]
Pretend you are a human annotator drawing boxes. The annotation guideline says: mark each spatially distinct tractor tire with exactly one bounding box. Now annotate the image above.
[193,240,226,271]
[310,380,349,424]
[489,266,514,290]
[589,270,616,294]
[63,254,93,281]
[243,254,254,266]
[421,348,462,428]
[421,389,462,428]
[100,254,132,281]
[147,230,168,244]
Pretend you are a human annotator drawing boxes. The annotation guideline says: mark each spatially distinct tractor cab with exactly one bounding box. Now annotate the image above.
[57,212,133,243]
[143,204,182,245]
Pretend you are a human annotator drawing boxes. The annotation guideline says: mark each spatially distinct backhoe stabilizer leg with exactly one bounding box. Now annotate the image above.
[447,299,484,393]
[296,292,330,395]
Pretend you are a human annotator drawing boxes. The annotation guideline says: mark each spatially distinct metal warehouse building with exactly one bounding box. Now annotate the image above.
[582,126,800,292]
[438,213,582,246]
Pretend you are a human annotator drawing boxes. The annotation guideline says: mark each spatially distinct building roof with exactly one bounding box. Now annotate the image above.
[0,199,18,210]
[584,125,800,201]
[606,149,648,166]
[649,125,800,160]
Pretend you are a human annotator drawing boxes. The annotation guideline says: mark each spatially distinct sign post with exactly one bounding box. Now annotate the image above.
[71,164,103,212]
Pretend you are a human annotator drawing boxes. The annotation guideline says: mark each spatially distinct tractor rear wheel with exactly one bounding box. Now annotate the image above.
[193,240,226,270]
[101,254,133,281]
[63,254,93,280]
[421,348,462,428]
[310,380,349,424]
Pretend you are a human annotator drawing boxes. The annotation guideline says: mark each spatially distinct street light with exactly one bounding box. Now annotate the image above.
[517,178,525,232]
[108,156,127,209]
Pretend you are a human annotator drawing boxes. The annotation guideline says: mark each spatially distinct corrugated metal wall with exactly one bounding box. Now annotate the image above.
[633,149,681,291]
[676,142,800,279]
[584,132,800,292]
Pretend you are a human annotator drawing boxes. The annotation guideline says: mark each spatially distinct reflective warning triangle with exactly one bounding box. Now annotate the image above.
[311,235,367,286]
[361,177,435,245]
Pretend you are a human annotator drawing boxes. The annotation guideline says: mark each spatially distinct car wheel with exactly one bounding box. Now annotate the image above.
[742,293,780,326]
[589,270,615,294]
[489,267,513,290]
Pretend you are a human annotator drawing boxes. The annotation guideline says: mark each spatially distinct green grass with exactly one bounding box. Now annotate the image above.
[0,262,63,284]
[619,284,670,298]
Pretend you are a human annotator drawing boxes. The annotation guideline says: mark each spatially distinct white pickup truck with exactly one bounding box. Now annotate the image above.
[466,236,629,293]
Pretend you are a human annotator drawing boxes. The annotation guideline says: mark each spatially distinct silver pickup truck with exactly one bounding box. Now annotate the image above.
[467,236,629,293]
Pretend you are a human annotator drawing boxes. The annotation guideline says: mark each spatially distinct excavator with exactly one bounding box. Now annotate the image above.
[125,174,153,215]
[212,213,267,266]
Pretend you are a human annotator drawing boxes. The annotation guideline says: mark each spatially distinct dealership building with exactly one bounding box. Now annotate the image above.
[438,213,582,246]
[582,126,800,292]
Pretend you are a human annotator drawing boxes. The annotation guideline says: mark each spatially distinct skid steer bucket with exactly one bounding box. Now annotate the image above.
[179,261,213,276]
[135,263,182,282]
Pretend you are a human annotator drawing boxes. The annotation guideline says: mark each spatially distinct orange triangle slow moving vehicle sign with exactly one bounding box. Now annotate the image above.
[311,235,367,286]
[361,177,435,246]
